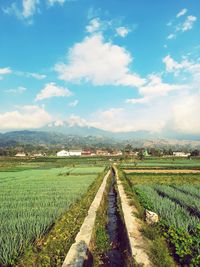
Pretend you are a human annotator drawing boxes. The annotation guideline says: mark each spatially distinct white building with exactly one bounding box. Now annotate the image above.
[57,150,70,157]
[69,150,82,156]
[15,153,26,157]
[57,150,82,157]
[173,152,191,157]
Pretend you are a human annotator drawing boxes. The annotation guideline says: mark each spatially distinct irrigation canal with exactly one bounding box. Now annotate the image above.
[99,168,132,267]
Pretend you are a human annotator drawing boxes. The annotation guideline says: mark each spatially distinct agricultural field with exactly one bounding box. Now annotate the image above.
[120,156,200,169]
[0,157,107,266]
[0,156,109,172]
[123,159,200,266]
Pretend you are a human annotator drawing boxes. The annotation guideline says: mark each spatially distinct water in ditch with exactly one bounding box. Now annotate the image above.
[100,169,131,267]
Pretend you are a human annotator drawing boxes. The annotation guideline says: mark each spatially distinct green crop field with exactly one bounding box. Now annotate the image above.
[0,164,105,266]
[0,156,109,172]
[120,157,200,169]
[125,170,200,266]
[126,172,200,185]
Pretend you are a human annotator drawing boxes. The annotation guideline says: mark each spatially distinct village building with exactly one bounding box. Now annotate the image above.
[81,150,92,156]
[111,150,123,156]
[57,150,82,157]
[96,149,110,156]
[15,152,26,157]
[57,150,70,157]
[68,150,82,156]
[173,152,191,157]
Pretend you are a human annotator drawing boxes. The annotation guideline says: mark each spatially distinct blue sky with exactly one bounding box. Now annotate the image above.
[0,0,200,134]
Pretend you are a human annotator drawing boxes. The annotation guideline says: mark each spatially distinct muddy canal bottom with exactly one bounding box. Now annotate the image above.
[100,174,131,267]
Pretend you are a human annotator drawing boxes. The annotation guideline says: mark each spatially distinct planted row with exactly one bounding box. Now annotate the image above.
[153,184,200,218]
[0,167,104,266]
[134,185,199,230]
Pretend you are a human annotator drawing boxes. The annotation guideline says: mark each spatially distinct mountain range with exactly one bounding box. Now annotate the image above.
[0,121,200,149]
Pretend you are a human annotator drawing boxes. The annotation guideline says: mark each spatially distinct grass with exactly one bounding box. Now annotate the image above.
[141,225,176,267]
[91,173,111,266]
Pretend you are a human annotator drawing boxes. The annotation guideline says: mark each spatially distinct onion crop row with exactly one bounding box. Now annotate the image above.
[0,167,104,266]
[134,185,199,231]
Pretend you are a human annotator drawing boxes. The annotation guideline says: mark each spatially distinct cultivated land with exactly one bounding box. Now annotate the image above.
[0,157,107,266]
[121,157,200,266]
[0,156,200,266]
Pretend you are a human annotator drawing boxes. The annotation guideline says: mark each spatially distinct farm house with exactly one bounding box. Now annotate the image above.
[173,152,191,157]
[15,152,26,157]
[57,150,82,157]
[68,150,82,156]
[57,150,70,157]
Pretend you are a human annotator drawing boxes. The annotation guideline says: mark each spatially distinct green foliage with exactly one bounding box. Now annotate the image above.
[95,227,110,252]
[150,237,176,267]
[163,225,200,266]
[134,184,199,230]
[128,173,200,185]
[120,156,200,169]
[17,168,107,267]
[91,175,111,266]
[134,187,154,210]
[133,182,200,266]
[0,166,105,266]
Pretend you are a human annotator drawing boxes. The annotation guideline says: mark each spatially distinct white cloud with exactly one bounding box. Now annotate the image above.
[5,86,27,94]
[36,82,72,101]
[176,8,187,18]
[86,18,101,33]
[22,0,39,18]
[116,26,130,37]
[167,33,176,40]
[54,120,64,126]
[126,97,150,104]
[163,55,200,83]
[171,93,200,134]
[64,88,200,134]
[3,0,40,22]
[139,74,187,97]
[47,0,66,5]
[100,108,123,119]
[0,67,12,79]
[69,100,79,107]
[28,72,46,80]
[163,55,182,73]
[0,67,12,75]
[3,0,68,22]
[166,21,173,27]
[14,71,46,80]
[2,3,21,18]
[181,15,197,32]
[67,114,88,127]
[166,12,197,40]
[0,105,52,130]
[72,104,169,133]
[55,34,145,87]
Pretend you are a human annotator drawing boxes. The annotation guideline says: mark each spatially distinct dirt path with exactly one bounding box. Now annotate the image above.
[125,169,200,174]
[114,166,152,266]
